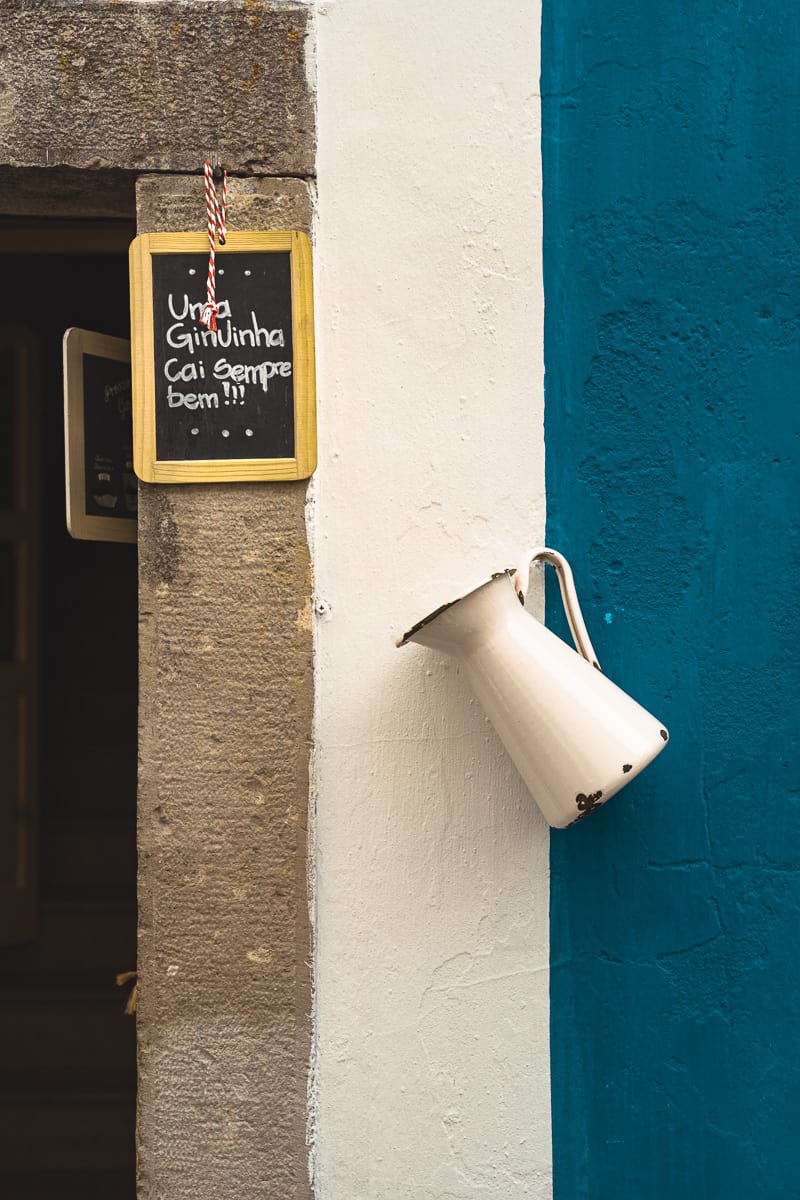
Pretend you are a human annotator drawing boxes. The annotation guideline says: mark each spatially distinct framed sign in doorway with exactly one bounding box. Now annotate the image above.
[63,327,136,543]
[129,231,316,482]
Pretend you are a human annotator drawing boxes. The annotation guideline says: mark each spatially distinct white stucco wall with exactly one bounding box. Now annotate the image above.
[311,3,549,1196]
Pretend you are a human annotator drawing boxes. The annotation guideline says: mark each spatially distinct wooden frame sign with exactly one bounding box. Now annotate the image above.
[129,231,316,482]
[63,328,136,543]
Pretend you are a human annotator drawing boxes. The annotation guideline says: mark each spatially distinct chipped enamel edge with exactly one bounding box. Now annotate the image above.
[396,570,514,648]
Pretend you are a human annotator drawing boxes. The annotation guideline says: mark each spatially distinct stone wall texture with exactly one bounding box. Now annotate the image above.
[136,175,313,1200]
[0,1,314,176]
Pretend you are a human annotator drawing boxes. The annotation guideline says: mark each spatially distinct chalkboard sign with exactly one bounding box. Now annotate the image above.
[63,328,136,543]
[129,231,316,482]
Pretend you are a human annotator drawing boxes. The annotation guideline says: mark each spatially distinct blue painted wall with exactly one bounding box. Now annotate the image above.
[543,3,800,1196]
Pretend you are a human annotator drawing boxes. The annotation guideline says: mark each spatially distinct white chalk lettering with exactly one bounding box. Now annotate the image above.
[166,321,195,352]
[164,318,283,358]
[168,293,231,322]
[167,384,219,410]
[213,357,293,393]
[164,357,205,383]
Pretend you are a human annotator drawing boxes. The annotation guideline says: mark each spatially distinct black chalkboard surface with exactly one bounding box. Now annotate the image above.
[63,329,136,543]
[130,232,316,483]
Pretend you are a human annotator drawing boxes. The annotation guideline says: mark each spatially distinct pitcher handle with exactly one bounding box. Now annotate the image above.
[512,547,602,672]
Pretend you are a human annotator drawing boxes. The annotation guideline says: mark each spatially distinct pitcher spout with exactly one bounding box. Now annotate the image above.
[398,571,517,655]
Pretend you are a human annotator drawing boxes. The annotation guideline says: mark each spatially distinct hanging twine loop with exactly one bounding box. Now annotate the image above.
[199,157,228,333]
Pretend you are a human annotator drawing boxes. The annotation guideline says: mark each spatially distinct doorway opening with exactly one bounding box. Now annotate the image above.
[0,219,139,1199]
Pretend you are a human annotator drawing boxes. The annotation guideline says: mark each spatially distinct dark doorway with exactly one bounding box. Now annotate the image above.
[0,225,138,1198]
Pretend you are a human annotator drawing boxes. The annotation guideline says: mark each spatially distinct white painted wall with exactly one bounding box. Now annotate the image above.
[311,3,549,1196]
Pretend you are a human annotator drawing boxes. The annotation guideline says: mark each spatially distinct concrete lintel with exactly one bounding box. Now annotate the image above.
[0,2,315,177]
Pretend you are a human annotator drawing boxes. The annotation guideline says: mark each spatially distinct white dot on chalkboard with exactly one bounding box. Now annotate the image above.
[222,429,230,438]
[245,428,254,437]
[190,428,199,435]
[188,268,196,276]
[218,268,225,275]
[244,269,251,277]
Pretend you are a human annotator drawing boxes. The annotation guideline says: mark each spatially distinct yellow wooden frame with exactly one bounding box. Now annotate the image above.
[62,327,136,544]
[129,231,317,482]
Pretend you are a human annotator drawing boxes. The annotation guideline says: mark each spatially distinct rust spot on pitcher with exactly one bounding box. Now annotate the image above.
[574,790,603,820]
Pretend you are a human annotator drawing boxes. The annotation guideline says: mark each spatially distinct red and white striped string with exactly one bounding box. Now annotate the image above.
[199,157,228,332]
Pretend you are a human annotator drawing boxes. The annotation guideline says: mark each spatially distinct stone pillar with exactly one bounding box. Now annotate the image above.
[136,176,313,1200]
[0,0,315,1192]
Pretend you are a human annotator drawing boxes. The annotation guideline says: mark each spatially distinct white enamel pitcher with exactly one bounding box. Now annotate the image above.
[398,548,669,828]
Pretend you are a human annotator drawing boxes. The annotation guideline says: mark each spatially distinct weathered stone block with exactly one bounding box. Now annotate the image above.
[0,165,137,218]
[136,176,313,1200]
[136,173,312,235]
[0,1,314,176]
